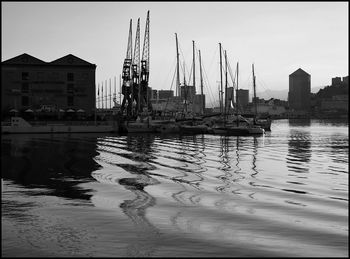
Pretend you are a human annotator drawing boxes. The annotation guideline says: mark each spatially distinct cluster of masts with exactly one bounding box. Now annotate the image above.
[216,43,259,120]
[119,11,259,120]
[121,10,151,117]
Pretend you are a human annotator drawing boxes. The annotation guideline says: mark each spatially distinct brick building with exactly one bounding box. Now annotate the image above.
[1,53,96,116]
[237,89,249,109]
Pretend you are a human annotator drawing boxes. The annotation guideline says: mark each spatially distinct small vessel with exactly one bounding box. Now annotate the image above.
[211,125,250,136]
[124,116,157,133]
[210,46,264,136]
[1,117,118,134]
[179,122,209,134]
[156,119,181,134]
[251,64,272,131]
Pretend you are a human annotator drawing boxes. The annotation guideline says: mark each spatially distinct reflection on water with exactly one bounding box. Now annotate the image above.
[116,135,160,257]
[2,119,349,257]
[1,134,100,200]
[287,129,311,175]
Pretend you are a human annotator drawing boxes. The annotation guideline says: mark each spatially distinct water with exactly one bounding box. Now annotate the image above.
[1,119,348,257]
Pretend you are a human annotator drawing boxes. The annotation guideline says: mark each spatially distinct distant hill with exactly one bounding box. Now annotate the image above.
[253,86,323,101]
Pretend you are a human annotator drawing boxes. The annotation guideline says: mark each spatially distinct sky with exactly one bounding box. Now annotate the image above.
[1,1,348,105]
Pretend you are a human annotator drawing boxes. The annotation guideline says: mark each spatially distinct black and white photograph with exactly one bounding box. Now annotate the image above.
[1,1,348,257]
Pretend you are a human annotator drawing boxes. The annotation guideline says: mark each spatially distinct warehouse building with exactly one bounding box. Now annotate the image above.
[1,53,96,118]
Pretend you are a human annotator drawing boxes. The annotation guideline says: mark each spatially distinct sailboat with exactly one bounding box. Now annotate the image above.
[211,47,264,136]
[156,35,209,134]
[251,64,272,131]
[177,40,210,134]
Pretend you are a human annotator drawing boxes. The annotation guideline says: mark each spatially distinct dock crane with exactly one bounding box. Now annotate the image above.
[139,10,152,113]
[121,19,133,117]
[132,18,141,115]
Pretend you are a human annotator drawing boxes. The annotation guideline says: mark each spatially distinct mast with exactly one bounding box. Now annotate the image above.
[132,18,141,114]
[109,78,112,109]
[236,62,239,127]
[113,76,117,107]
[119,74,122,104]
[175,33,180,97]
[121,19,133,116]
[105,80,107,109]
[100,81,103,110]
[192,40,196,101]
[224,50,228,122]
[199,49,204,115]
[219,43,223,115]
[252,63,257,117]
[183,61,187,113]
[140,10,150,112]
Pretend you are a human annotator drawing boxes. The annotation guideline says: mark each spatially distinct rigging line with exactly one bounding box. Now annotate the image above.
[188,62,193,84]
[255,74,274,99]
[227,60,236,88]
[178,42,190,78]
[197,52,213,104]
[164,66,177,112]
[202,60,217,108]
[207,46,218,77]
[160,55,177,90]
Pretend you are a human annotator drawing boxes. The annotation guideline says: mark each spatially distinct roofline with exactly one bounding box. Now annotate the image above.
[1,53,96,67]
[2,63,97,68]
[289,68,310,76]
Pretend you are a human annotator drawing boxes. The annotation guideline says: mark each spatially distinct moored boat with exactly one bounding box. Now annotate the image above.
[211,125,250,136]
[125,116,157,133]
[179,123,209,134]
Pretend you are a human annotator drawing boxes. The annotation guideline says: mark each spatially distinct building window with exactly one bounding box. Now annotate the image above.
[37,72,45,80]
[67,96,74,106]
[22,96,29,106]
[22,72,29,80]
[22,83,29,93]
[67,83,74,93]
[67,73,74,81]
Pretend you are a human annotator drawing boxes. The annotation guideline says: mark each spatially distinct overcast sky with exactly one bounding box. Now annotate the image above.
[2,1,348,104]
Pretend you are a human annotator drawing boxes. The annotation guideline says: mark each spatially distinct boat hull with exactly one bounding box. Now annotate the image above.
[179,125,209,134]
[211,126,250,136]
[125,122,157,133]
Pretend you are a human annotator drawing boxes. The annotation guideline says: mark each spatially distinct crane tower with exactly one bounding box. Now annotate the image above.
[140,10,152,112]
[121,19,133,116]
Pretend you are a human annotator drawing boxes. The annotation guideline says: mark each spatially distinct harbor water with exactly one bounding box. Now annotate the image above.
[1,119,348,257]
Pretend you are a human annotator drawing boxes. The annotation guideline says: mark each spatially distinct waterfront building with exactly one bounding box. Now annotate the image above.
[332,77,342,86]
[1,53,96,116]
[180,85,196,103]
[151,96,182,112]
[331,76,348,87]
[320,95,348,112]
[150,90,158,100]
[192,94,206,114]
[288,68,311,112]
[158,90,174,100]
[237,89,249,109]
[248,99,287,117]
